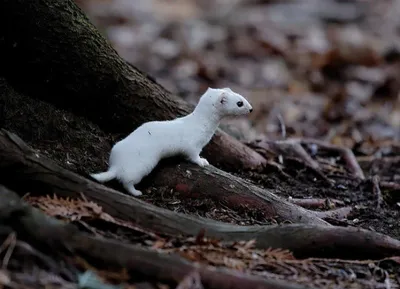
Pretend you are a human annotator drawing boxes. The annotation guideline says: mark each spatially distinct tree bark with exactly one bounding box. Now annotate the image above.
[0,0,265,171]
[0,128,400,260]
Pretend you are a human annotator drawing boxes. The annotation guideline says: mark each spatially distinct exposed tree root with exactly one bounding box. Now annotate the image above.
[0,129,399,260]
[0,184,308,289]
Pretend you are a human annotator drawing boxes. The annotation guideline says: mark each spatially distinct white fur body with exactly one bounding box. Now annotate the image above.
[90,87,253,196]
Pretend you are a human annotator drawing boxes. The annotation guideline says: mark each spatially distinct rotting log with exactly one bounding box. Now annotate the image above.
[0,129,400,260]
[0,184,310,289]
[0,0,265,171]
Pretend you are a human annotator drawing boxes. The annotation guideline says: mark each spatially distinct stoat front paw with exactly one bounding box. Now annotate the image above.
[199,157,209,167]
[188,155,210,167]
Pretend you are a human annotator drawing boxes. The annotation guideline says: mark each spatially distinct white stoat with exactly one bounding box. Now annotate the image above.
[90,87,253,196]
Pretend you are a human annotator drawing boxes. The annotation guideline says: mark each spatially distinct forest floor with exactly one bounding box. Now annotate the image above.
[78,0,400,239]
[2,0,400,288]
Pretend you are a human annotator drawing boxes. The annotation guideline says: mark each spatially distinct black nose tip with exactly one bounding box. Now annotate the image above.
[249,108,253,113]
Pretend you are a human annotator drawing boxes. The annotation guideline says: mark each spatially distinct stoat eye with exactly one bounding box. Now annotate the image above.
[236,101,243,107]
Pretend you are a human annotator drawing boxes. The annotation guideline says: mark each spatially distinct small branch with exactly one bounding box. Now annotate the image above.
[249,138,365,180]
[371,175,384,210]
[298,138,365,180]
[248,139,331,185]
[314,206,353,220]
[288,198,345,209]
[380,181,400,191]
[0,232,16,269]
[276,113,286,139]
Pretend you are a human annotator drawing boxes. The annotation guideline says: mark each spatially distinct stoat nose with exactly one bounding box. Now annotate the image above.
[249,108,253,113]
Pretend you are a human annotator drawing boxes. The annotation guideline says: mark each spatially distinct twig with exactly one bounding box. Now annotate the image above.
[315,206,353,221]
[380,181,400,191]
[277,140,320,170]
[297,138,365,180]
[248,139,331,185]
[371,175,383,211]
[0,232,14,256]
[276,113,286,140]
[288,198,345,209]
[250,138,365,180]
[1,232,16,269]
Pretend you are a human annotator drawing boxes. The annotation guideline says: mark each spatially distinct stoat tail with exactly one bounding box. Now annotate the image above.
[90,168,117,183]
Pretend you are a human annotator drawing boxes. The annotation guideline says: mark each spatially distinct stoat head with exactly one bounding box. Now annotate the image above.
[199,87,253,117]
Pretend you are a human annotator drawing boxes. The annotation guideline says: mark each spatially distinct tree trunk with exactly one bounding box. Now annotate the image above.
[0,128,399,260]
[0,0,265,171]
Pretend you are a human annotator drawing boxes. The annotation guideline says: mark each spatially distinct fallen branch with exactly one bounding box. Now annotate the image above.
[371,175,384,210]
[0,184,311,289]
[248,138,365,180]
[315,206,353,220]
[381,181,400,191]
[288,198,345,209]
[297,138,365,180]
[0,129,400,259]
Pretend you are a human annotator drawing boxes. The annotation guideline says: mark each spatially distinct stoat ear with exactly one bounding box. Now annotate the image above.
[218,92,227,104]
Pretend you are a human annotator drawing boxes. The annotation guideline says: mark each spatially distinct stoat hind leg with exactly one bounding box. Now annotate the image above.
[119,157,158,197]
[122,182,142,196]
